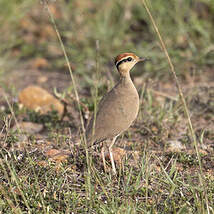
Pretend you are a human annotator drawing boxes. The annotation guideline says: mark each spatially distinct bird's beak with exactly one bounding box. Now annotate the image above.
[138,57,150,63]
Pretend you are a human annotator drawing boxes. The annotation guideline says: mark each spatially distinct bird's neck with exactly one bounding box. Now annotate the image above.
[119,68,131,77]
[119,70,131,81]
[119,71,135,88]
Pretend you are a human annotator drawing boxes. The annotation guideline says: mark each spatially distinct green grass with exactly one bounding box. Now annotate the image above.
[0,147,213,213]
[0,0,214,213]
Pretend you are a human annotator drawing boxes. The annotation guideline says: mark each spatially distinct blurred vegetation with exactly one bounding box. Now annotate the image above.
[0,0,214,86]
[0,1,214,213]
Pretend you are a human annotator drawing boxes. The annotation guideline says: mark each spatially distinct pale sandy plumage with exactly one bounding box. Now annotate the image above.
[86,53,146,174]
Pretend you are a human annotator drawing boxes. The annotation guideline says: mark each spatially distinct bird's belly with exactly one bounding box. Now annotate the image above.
[114,95,138,123]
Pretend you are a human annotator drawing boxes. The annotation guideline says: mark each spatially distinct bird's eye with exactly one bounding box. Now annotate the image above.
[127,57,132,61]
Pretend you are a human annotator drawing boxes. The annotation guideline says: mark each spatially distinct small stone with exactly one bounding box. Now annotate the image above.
[12,122,43,134]
[30,57,49,69]
[45,149,70,163]
[104,147,127,165]
[128,150,140,162]
[37,160,48,167]
[19,85,64,116]
[167,140,185,152]
[37,76,48,83]
[35,141,53,152]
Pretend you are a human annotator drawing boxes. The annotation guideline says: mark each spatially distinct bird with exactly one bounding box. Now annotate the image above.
[86,53,147,174]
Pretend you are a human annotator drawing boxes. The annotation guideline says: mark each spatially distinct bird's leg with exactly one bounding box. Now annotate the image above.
[101,146,106,172]
[109,135,118,175]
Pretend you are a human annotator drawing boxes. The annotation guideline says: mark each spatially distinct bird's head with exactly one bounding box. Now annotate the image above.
[114,53,147,76]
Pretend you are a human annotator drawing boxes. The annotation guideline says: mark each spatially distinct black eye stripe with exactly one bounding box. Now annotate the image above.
[115,57,133,69]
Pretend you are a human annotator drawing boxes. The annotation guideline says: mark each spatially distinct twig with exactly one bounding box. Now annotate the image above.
[43,0,86,136]
[141,0,209,211]
[141,0,202,177]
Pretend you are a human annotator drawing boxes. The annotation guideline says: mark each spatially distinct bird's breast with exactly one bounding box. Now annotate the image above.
[86,77,139,144]
[115,83,139,122]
